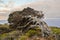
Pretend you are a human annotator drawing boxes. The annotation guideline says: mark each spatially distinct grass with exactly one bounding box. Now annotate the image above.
[0,24,60,40]
[50,26,60,34]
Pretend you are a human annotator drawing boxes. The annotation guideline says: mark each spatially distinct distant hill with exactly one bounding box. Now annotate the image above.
[0,20,8,24]
[45,19,60,27]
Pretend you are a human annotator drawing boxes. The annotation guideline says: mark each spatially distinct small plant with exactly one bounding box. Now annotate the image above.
[20,36,28,40]
[25,29,41,37]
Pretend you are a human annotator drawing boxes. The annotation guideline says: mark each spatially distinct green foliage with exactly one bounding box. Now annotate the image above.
[20,36,28,40]
[0,33,9,40]
[0,23,60,40]
[26,30,37,37]
[18,27,41,40]
[25,28,41,37]
[0,30,21,40]
[50,27,60,34]
[0,23,9,28]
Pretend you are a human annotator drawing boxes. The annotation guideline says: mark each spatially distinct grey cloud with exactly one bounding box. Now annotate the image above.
[0,0,60,20]
[20,0,60,19]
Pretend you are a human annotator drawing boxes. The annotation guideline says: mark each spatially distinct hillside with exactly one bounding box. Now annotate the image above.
[0,7,60,40]
[0,24,60,40]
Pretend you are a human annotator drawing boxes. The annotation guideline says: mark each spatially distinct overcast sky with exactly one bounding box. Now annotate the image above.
[0,0,60,20]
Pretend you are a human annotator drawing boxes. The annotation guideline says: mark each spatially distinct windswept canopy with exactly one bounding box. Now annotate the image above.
[8,7,44,29]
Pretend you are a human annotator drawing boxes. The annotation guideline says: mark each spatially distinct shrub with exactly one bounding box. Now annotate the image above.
[20,36,28,40]
[25,29,41,37]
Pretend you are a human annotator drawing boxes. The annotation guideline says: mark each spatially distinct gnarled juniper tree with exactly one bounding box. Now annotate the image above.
[8,7,44,29]
[8,7,51,37]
